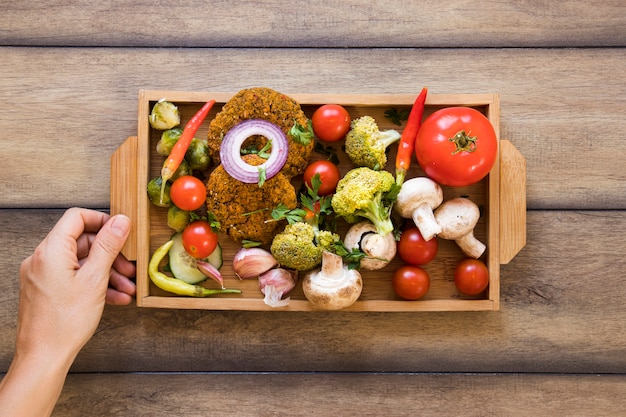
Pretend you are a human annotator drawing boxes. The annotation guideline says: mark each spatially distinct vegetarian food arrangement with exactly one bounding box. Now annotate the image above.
[111,88,526,311]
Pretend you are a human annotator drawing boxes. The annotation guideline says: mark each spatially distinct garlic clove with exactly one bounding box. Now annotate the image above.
[196,260,224,289]
[263,284,291,308]
[232,247,279,279]
[258,268,298,297]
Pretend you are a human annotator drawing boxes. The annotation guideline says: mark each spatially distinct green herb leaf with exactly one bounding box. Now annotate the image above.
[242,240,263,248]
[289,119,314,146]
[314,141,340,165]
[384,108,410,126]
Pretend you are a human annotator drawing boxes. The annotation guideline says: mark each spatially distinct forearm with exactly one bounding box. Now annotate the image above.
[0,350,75,417]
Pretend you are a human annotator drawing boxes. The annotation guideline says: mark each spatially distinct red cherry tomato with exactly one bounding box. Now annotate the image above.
[170,175,207,211]
[415,107,498,187]
[303,160,341,196]
[397,226,438,265]
[392,265,430,300]
[454,259,489,295]
[311,104,351,142]
[182,220,218,259]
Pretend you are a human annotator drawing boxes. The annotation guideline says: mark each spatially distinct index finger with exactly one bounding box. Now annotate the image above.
[49,208,110,242]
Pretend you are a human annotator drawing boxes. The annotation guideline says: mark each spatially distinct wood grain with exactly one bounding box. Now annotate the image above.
[1,1,624,48]
[2,1,625,413]
[51,373,626,417]
[1,209,625,375]
[1,47,625,210]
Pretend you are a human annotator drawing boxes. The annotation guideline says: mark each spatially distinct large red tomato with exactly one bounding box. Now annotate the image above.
[415,107,498,187]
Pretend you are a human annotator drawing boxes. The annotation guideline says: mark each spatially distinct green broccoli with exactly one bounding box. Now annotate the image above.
[269,173,340,271]
[344,115,401,170]
[270,222,340,271]
[331,167,400,236]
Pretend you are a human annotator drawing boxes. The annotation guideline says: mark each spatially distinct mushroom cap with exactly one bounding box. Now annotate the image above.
[344,221,396,270]
[395,177,443,219]
[302,252,363,310]
[434,198,480,240]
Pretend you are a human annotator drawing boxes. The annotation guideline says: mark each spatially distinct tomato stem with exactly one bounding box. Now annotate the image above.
[449,130,478,154]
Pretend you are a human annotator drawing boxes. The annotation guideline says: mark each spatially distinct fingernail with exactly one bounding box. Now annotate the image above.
[110,215,131,237]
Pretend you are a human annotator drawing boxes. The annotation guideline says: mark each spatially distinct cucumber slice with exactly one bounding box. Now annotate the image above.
[207,243,223,269]
[169,233,206,284]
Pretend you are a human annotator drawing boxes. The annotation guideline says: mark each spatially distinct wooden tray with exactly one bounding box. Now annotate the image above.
[111,90,526,311]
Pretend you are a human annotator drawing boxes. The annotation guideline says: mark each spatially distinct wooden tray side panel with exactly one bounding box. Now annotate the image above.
[110,136,138,261]
[499,140,527,264]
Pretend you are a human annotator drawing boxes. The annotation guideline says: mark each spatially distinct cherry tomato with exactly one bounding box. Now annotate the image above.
[415,107,498,187]
[182,220,218,259]
[311,104,351,142]
[397,226,438,265]
[170,175,207,211]
[454,259,489,295]
[392,265,430,300]
[303,160,341,195]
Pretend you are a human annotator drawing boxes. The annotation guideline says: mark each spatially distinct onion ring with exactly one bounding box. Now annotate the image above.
[219,119,289,184]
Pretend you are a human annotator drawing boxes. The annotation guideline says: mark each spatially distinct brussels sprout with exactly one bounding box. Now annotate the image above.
[149,100,180,130]
[167,205,191,232]
[147,176,171,207]
[186,138,211,171]
[171,159,192,181]
[156,127,183,156]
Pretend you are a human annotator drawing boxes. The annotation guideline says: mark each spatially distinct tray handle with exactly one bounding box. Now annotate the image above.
[110,136,139,261]
[499,140,527,264]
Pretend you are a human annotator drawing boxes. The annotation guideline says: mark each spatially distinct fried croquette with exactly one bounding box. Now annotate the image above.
[206,154,297,245]
[207,87,314,179]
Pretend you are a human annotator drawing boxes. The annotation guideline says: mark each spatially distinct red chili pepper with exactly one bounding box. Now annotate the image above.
[159,99,215,204]
[395,87,428,185]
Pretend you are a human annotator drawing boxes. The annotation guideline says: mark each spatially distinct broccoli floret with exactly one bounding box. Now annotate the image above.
[344,115,401,170]
[331,167,400,236]
[270,222,340,271]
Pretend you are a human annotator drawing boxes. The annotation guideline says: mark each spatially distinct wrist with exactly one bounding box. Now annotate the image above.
[0,348,75,416]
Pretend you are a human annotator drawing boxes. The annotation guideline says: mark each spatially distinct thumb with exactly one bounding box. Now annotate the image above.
[86,214,131,274]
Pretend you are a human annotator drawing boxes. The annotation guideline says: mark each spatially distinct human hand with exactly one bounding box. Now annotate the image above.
[17,208,136,361]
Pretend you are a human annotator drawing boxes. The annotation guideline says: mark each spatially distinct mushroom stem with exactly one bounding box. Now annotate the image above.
[456,232,486,259]
[321,251,344,280]
[411,204,442,241]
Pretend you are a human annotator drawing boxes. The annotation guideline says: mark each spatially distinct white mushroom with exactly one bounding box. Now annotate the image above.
[302,251,363,310]
[434,197,486,258]
[343,221,396,270]
[395,177,444,241]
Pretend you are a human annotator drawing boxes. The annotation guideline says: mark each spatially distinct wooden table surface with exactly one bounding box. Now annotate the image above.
[2,1,626,416]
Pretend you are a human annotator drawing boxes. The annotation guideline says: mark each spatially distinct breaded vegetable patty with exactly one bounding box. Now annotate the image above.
[207,87,314,178]
[206,154,297,245]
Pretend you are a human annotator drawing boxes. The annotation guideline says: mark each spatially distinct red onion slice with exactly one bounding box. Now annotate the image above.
[220,119,289,183]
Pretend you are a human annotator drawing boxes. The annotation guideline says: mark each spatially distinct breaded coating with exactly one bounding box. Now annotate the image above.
[206,154,297,245]
[207,87,314,178]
